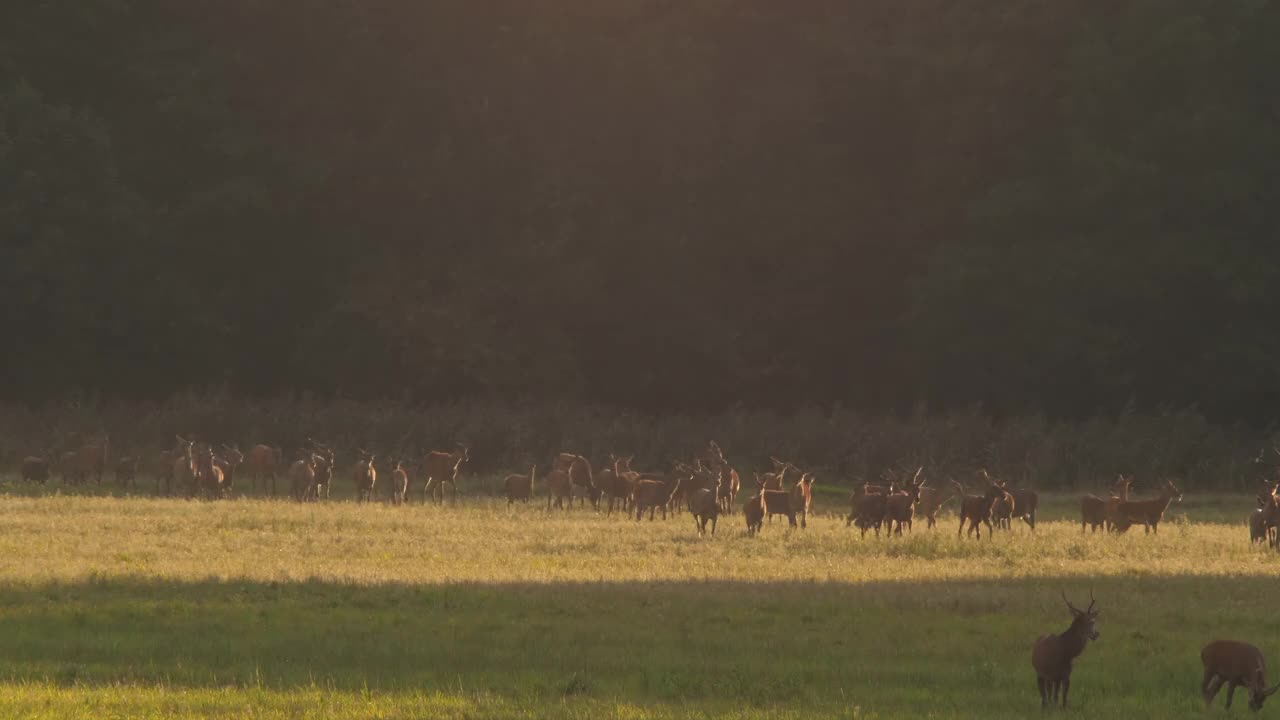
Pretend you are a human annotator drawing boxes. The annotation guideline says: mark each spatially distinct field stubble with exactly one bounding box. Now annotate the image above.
[0,480,1274,718]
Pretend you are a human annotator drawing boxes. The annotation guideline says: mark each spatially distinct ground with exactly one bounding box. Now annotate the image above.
[0,479,1273,718]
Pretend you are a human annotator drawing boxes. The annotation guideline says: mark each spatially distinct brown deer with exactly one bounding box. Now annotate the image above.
[504,465,536,505]
[847,483,892,538]
[114,456,139,489]
[1256,483,1280,548]
[1250,509,1269,545]
[388,459,408,505]
[1032,591,1100,709]
[170,438,197,497]
[600,455,636,515]
[353,450,377,503]
[1116,479,1182,534]
[552,453,596,509]
[1009,489,1040,531]
[744,492,764,536]
[245,444,285,496]
[1081,475,1130,533]
[917,480,958,529]
[546,469,573,510]
[65,435,109,485]
[289,453,317,501]
[992,493,1016,530]
[20,456,50,484]
[957,479,1010,541]
[422,444,469,505]
[884,469,924,536]
[1201,640,1280,711]
[308,443,335,501]
[699,441,741,514]
[194,445,226,499]
[214,444,244,495]
[688,487,719,536]
[634,475,682,521]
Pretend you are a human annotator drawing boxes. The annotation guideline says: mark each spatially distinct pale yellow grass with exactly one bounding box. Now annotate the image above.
[0,495,1271,585]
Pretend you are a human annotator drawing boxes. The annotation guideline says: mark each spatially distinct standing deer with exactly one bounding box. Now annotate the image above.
[917,480,958,529]
[214,445,244,495]
[1032,591,1100,709]
[1081,475,1130,533]
[422,445,469,505]
[1201,640,1280,711]
[245,444,285,496]
[504,465,536,505]
[353,450,377,503]
[546,469,573,511]
[20,456,51,484]
[957,479,1011,541]
[1116,479,1182,534]
[884,469,924,536]
[388,459,408,506]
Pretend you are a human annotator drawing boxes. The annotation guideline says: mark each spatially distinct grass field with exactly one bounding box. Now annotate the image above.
[0,478,1274,718]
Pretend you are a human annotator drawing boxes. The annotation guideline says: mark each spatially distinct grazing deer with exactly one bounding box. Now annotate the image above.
[20,456,50,484]
[353,450,377,503]
[1081,475,1130,533]
[847,482,892,538]
[504,465,536,505]
[689,487,719,536]
[422,445,469,505]
[245,444,285,496]
[214,445,244,495]
[1256,483,1280,549]
[957,478,1010,541]
[1201,640,1280,711]
[1116,479,1182,534]
[744,492,764,536]
[885,469,924,536]
[388,459,408,505]
[1032,591,1100,709]
[634,475,682,521]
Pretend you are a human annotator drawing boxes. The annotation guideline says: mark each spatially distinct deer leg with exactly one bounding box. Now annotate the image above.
[1037,677,1047,708]
[1202,669,1219,703]
[1224,681,1240,709]
[1061,676,1070,708]
[958,515,965,538]
[984,518,994,540]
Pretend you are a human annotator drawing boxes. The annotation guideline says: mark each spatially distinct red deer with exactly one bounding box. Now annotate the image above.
[58,451,78,484]
[546,469,573,510]
[64,435,109,485]
[1009,489,1040,531]
[847,482,892,538]
[214,445,243,495]
[1201,640,1280,711]
[957,479,1011,541]
[884,469,924,536]
[688,487,719,536]
[504,465,536,505]
[1250,509,1268,545]
[1032,591,1100,709]
[744,492,764,535]
[917,481,958,529]
[992,493,1016,530]
[20,456,50,484]
[553,453,596,509]
[245,444,285,496]
[1116,479,1182,534]
[194,445,226,499]
[600,455,636,516]
[388,459,408,505]
[760,473,813,529]
[634,475,682,521]
[170,438,197,497]
[155,436,191,496]
[289,453,317,501]
[422,445,469,505]
[353,450,377,503]
[306,442,335,501]
[699,441,741,514]
[1256,483,1280,548]
[1081,475,1130,533]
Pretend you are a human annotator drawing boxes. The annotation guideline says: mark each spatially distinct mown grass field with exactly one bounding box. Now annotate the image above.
[0,477,1274,718]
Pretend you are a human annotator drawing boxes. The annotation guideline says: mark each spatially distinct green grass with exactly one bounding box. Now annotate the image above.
[0,479,1273,718]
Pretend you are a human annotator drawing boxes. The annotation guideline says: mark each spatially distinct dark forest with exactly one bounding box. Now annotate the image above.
[3,1,1279,423]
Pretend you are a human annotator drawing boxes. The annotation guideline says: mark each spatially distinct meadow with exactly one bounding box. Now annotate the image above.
[0,479,1274,719]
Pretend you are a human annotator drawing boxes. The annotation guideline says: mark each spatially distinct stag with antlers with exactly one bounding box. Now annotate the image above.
[1032,591,1100,709]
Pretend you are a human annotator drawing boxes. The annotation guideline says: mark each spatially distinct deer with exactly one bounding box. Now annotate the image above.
[699,441,741,515]
[1116,479,1182,534]
[1250,508,1269,545]
[546,469,573,510]
[552,453,596,509]
[847,482,893,538]
[170,437,197,498]
[688,487,719,536]
[194,445,226,499]
[504,465,536,505]
[1201,640,1280,711]
[744,491,764,536]
[600,455,636,516]
[917,479,959,529]
[884,469,924,536]
[992,493,1016,530]
[71,435,109,485]
[1032,591,1100,709]
[422,444,469,505]
[289,452,317,501]
[388,458,408,505]
[353,450,377,503]
[634,475,682,521]
[957,478,1011,541]
[1256,483,1280,549]
[307,442,335,501]
[245,444,285,496]
[214,444,244,495]
[1081,475,1131,533]
[114,455,139,489]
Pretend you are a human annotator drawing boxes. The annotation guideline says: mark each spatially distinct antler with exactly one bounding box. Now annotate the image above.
[912,466,924,485]
[1061,590,1081,614]
[1086,589,1097,614]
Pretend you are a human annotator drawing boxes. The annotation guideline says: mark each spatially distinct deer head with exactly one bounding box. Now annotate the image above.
[1061,590,1100,640]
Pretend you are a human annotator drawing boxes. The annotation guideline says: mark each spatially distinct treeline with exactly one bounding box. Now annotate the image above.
[0,397,1273,491]
[2,1,1279,423]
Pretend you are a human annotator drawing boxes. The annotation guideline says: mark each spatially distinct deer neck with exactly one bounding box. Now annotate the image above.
[1060,618,1091,658]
